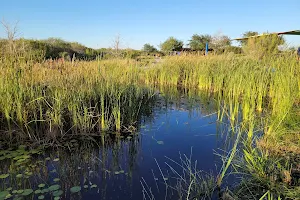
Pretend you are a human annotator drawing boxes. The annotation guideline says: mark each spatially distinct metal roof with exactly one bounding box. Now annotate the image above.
[233,30,300,40]
[277,30,300,35]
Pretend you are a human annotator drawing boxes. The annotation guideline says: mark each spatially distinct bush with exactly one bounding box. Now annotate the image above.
[224,46,242,54]
[242,34,285,58]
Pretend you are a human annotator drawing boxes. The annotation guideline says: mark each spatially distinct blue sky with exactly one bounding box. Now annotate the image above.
[0,0,299,49]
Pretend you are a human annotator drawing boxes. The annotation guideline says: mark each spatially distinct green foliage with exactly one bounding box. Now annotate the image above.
[223,46,242,54]
[0,37,103,62]
[239,31,259,46]
[188,34,211,50]
[0,38,45,63]
[22,189,33,196]
[142,43,157,53]
[48,184,60,192]
[242,34,285,58]
[160,37,183,52]
[70,186,81,193]
[0,191,9,199]
[123,49,142,59]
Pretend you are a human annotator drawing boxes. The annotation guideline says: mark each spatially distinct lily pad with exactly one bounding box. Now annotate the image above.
[83,185,88,189]
[6,187,12,191]
[34,190,42,194]
[114,171,120,175]
[12,190,18,194]
[0,174,9,179]
[52,190,63,197]
[41,188,49,193]
[53,178,60,182]
[0,191,9,199]
[22,189,33,196]
[53,158,59,162]
[48,184,60,192]
[17,190,24,194]
[16,174,23,178]
[5,193,12,199]
[70,186,81,193]
[25,172,33,176]
[54,197,60,200]
[38,184,45,188]
[157,141,164,145]
[38,195,45,200]
[91,184,97,189]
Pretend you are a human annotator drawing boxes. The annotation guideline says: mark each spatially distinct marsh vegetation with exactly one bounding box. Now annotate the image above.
[0,33,299,199]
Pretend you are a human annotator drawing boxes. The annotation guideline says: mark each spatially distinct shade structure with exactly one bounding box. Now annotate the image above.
[277,30,300,35]
[233,30,300,40]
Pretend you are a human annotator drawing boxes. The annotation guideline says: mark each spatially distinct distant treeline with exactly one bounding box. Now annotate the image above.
[0,33,289,63]
[0,37,156,62]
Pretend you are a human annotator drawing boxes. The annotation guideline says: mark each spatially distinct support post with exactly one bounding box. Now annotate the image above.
[205,42,209,56]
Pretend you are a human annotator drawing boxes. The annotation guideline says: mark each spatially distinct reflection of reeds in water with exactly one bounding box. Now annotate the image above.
[0,135,142,200]
[142,55,298,133]
[141,149,216,200]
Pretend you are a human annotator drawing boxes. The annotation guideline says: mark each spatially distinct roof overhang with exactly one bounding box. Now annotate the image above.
[233,30,300,40]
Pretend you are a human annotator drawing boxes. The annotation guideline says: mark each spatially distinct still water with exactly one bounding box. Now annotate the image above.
[0,95,233,200]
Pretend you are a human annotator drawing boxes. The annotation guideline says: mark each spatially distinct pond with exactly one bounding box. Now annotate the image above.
[0,94,235,200]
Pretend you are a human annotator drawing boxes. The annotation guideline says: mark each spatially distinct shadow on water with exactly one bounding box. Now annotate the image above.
[0,90,238,200]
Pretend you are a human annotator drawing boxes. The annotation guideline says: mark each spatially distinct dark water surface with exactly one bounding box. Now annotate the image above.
[0,96,234,200]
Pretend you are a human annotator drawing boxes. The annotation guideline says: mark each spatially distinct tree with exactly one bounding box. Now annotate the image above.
[112,34,121,52]
[142,43,157,53]
[188,34,211,50]
[239,31,258,46]
[1,19,19,55]
[211,33,231,50]
[160,37,183,52]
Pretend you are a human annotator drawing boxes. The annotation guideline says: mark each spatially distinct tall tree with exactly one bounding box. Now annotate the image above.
[1,19,19,55]
[112,34,121,52]
[142,43,157,53]
[188,34,211,50]
[160,37,183,52]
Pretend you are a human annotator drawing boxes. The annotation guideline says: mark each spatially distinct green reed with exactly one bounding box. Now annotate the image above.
[1,53,299,144]
[142,54,299,136]
[0,58,156,141]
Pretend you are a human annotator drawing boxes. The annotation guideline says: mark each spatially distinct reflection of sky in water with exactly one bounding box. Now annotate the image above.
[0,97,233,200]
[82,103,225,200]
